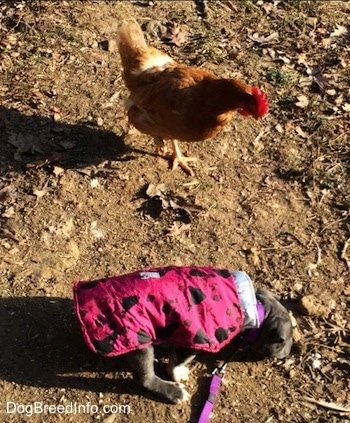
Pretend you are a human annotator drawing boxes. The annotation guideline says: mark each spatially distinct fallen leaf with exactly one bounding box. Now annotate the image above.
[249,246,260,266]
[295,95,309,108]
[90,178,100,188]
[146,183,167,199]
[335,94,344,106]
[302,397,350,414]
[161,22,187,47]
[307,17,318,28]
[167,222,191,237]
[275,123,284,133]
[322,37,332,48]
[144,183,203,218]
[7,133,46,156]
[330,24,349,38]
[53,166,64,176]
[90,221,104,239]
[326,89,337,96]
[295,126,309,139]
[249,31,279,45]
[2,206,15,218]
[297,53,312,72]
[342,103,350,112]
[299,76,313,88]
[33,189,47,198]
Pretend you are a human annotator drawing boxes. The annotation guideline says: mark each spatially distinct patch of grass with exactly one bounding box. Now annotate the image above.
[44,27,81,45]
[265,68,294,87]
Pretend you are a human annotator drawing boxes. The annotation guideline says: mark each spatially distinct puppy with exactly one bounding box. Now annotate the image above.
[73,266,292,403]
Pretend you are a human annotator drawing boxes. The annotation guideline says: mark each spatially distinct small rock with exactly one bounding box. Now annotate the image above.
[288,369,297,379]
[107,39,117,53]
[97,117,104,126]
[295,294,331,317]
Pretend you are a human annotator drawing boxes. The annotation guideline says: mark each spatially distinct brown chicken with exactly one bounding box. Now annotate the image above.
[117,19,269,176]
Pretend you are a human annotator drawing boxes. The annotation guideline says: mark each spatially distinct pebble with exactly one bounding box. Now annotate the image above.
[107,39,117,53]
[295,294,333,317]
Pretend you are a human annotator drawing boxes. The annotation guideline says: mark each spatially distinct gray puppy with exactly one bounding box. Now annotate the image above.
[74,266,293,403]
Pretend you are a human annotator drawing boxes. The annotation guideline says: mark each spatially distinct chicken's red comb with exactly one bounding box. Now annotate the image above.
[251,86,269,118]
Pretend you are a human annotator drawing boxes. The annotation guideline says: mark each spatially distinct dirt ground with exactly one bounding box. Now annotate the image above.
[0,1,349,422]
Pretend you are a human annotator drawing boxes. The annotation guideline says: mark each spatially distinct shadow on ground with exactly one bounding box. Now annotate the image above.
[0,105,132,174]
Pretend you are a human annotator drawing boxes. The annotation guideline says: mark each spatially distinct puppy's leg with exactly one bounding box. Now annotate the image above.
[126,346,190,404]
[167,347,196,383]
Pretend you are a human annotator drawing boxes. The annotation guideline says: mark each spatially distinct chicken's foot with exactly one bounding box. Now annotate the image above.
[170,140,197,176]
[154,137,169,156]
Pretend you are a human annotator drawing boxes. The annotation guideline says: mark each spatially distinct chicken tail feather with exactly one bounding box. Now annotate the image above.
[117,18,173,84]
[117,19,147,70]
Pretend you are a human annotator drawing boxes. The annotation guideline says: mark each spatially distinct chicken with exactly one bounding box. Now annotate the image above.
[117,19,269,176]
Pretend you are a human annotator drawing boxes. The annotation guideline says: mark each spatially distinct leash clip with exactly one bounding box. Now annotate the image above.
[212,362,227,376]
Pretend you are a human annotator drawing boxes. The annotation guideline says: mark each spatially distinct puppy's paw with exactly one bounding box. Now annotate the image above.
[173,383,190,404]
[172,364,190,383]
[165,381,191,404]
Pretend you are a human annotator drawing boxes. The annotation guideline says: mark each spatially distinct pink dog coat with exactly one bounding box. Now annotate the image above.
[73,266,244,356]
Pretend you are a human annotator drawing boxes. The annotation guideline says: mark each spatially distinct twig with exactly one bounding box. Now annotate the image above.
[302,397,350,414]
[340,238,350,269]
[306,241,322,276]
[216,0,238,12]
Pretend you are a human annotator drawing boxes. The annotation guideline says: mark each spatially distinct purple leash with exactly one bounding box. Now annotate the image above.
[197,362,228,423]
[197,301,265,423]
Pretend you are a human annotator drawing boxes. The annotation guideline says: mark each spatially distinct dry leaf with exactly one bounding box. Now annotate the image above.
[90,178,100,188]
[249,31,279,45]
[330,24,349,38]
[326,88,337,96]
[146,183,167,199]
[145,183,203,217]
[295,126,309,139]
[90,221,104,239]
[322,37,332,48]
[161,22,187,47]
[342,103,350,112]
[312,72,330,91]
[275,124,284,133]
[295,95,309,108]
[33,189,47,198]
[53,166,64,176]
[167,222,191,237]
[7,133,45,155]
[335,94,344,106]
[249,246,260,266]
[307,17,318,28]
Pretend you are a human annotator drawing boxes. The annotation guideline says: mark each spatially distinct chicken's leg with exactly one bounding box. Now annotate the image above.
[170,140,197,176]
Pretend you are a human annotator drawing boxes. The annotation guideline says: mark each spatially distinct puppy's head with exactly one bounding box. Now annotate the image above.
[253,289,293,359]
